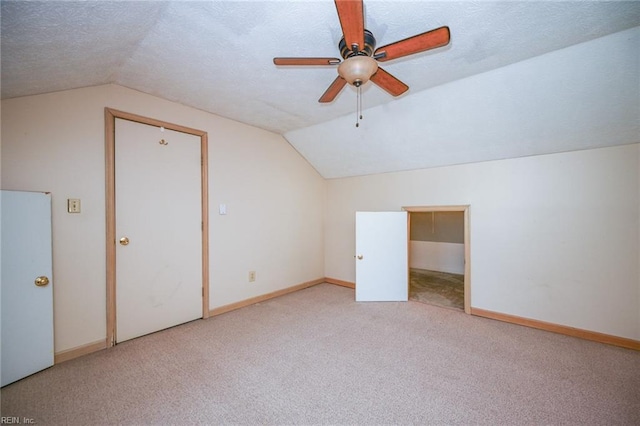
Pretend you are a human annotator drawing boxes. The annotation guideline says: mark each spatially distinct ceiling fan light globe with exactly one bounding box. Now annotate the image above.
[338,56,378,86]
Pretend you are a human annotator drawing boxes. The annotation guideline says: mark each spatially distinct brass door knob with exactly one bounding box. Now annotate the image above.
[35,276,50,287]
[119,237,130,246]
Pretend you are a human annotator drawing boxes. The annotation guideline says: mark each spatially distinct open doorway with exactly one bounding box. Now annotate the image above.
[403,206,470,314]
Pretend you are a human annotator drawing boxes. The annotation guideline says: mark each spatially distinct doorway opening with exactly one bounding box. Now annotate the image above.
[403,206,470,314]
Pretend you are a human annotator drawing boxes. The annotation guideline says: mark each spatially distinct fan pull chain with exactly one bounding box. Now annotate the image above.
[359,85,363,120]
[355,85,363,127]
[355,86,359,127]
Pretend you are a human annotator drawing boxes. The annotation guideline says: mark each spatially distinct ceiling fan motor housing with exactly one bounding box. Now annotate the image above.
[339,29,376,58]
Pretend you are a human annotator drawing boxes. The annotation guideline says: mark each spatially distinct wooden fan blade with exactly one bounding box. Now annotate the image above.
[370,67,408,97]
[319,76,347,103]
[374,26,450,62]
[334,0,365,52]
[274,57,341,66]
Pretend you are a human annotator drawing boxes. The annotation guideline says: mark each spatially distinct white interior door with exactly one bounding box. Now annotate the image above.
[115,118,202,343]
[355,211,408,301]
[1,190,54,386]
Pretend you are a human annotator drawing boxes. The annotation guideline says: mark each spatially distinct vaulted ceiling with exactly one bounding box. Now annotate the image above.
[2,1,639,177]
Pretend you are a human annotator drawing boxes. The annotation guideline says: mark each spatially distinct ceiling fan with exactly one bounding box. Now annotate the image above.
[273,0,450,103]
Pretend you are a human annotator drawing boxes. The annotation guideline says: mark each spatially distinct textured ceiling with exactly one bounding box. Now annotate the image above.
[2,1,639,137]
[287,26,640,178]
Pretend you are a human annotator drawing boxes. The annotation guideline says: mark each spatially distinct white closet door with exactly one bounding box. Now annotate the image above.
[1,190,54,386]
[115,119,202,343]
[355,211,408,302]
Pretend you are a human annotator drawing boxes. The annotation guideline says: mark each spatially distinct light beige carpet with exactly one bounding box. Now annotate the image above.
[2,283,639,425]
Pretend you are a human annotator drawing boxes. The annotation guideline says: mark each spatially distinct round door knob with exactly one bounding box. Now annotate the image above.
[357,255,363,260]
[35,276,50,287]
[119,237,130,246]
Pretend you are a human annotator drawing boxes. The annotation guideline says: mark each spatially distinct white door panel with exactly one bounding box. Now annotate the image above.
[355,211,408,302]
[1,190,54,386]
[115,119,202,342]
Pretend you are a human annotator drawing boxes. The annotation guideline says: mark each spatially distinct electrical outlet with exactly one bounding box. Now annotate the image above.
[248,271,256,282]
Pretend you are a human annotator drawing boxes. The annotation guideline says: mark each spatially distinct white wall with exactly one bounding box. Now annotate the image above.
[325,144,640,340]
[410,241,464,274]
[1,84,326,353]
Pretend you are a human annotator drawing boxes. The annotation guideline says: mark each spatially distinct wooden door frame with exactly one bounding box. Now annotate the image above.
[402,205,471,314]
[104,107,209,347]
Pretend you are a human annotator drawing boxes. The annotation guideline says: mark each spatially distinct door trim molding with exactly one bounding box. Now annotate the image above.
[402,205,471,314]
[104,108,210,347]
